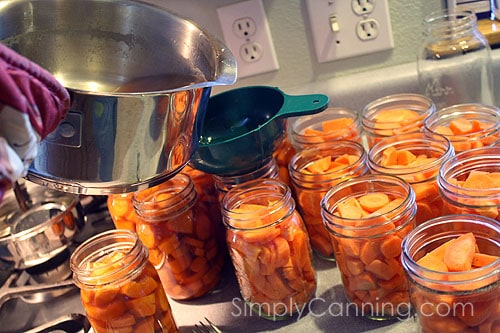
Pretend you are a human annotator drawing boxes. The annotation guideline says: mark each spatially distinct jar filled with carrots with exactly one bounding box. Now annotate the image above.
[368,132,454,225]
[290,107,362,149]
[438,146,500,221]
[70,229,178,333]
[321,174,417,319]
[289,140,368,260]
[107,193,139,233]
[181,164,225,250]
[132,173,224,300]
[401,214,500,333]
[423,103,500,154]
[362,93,436,149]
[222,178,317,320]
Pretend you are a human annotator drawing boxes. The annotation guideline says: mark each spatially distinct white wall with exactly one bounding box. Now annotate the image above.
[149,0,444,96]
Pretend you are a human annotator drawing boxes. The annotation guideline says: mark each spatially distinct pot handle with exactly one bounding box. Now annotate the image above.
[187,35,237,89]
[275,93,329,119]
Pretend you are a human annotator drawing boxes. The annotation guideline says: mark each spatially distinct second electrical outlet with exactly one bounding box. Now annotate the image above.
[305,0,394,63]
[217,0,279,78]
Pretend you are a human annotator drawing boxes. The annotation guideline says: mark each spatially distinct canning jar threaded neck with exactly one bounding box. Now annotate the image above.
[214,157,279,195]
[423,9,478,39]
[221,178,295,231]
[70,229,149,288]
[401,214,500,292]
[132,173,197,220]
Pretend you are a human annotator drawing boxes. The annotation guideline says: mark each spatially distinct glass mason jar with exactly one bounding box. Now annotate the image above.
[181,164,225,250]
[368,132,454,225]
[401,214,500,333]
[213,157,280,202]
[133,173,224,300]
[362,93,436,149]
[222,179,317,320]
[321,174,417,320]
[423,103,500,153]
[417,9,496,110]
[289,140,368,260]
[70,229,178,333]
[107,193,139,232]
[273,134,295,186]
[438,146,500,221]
[290,107,363,150]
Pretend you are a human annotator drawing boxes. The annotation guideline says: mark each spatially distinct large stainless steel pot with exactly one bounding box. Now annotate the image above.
[0,0,236,195]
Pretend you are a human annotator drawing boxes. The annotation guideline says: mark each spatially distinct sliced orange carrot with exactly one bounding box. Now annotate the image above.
[303,127,324,137]
[443,232,476,272]
[321,117,354,131]
[359,241,381,265]
[365,259,397,281]
[396,149,417,166]
[374,109,419,123]
[306,156,331,173]
[337,196,366,219]
[417,252,449,273]
[434,125,455,136]
[462,170,496,189]
[380,146,398,166]
[349,272,377,291]
[346,259,365,276]
[273,236,291,267]
[449,117,474,135]
[380,235,402,258]
[358,192,390,213]
[471,252,499,267]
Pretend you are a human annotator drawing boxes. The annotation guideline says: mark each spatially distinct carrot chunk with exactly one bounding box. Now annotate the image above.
[337,197,366,219]
[306,156,331,173]
[471,252,499,267]
[321,117,355,131]
[358,192,390,213]
[443,232,476,272]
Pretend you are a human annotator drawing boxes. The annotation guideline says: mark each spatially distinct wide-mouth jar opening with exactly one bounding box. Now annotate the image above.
[368,132,453,182]
[132,173,197,220]
[290,107,361,148]
[221,179,294,231]
[423,9,477,37]
[438,146,500,203]
[289,140,368,188]
[424,103,500,144]
[401,214,500,292]
[70,229,148,288]
[362,93,435,136]
[213,157,279,193]
[321,174,416,238]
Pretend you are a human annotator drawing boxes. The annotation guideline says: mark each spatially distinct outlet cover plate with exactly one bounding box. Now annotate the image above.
[217,0,279,78]
[305,0,394,63]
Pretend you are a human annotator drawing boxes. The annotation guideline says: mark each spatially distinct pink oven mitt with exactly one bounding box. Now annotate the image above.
[0,43,70,202]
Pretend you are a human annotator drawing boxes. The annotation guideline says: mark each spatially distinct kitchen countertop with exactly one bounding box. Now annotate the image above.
[170,254,419,333]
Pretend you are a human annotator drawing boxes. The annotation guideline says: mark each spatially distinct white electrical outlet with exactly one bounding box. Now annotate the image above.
[305,0,394,63]
[217,0,279,79]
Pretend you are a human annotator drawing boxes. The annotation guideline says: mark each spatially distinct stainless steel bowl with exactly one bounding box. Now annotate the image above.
[0,0,236,194]
[0,181,83,269]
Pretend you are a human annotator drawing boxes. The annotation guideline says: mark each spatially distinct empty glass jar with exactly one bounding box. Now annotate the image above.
[417,9,496,109]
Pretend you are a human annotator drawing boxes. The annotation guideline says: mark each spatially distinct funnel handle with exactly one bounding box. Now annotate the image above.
[275,93,329,119]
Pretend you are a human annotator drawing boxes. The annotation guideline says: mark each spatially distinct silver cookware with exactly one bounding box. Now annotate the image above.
[0,0,237,194]
[0,181,83,269]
